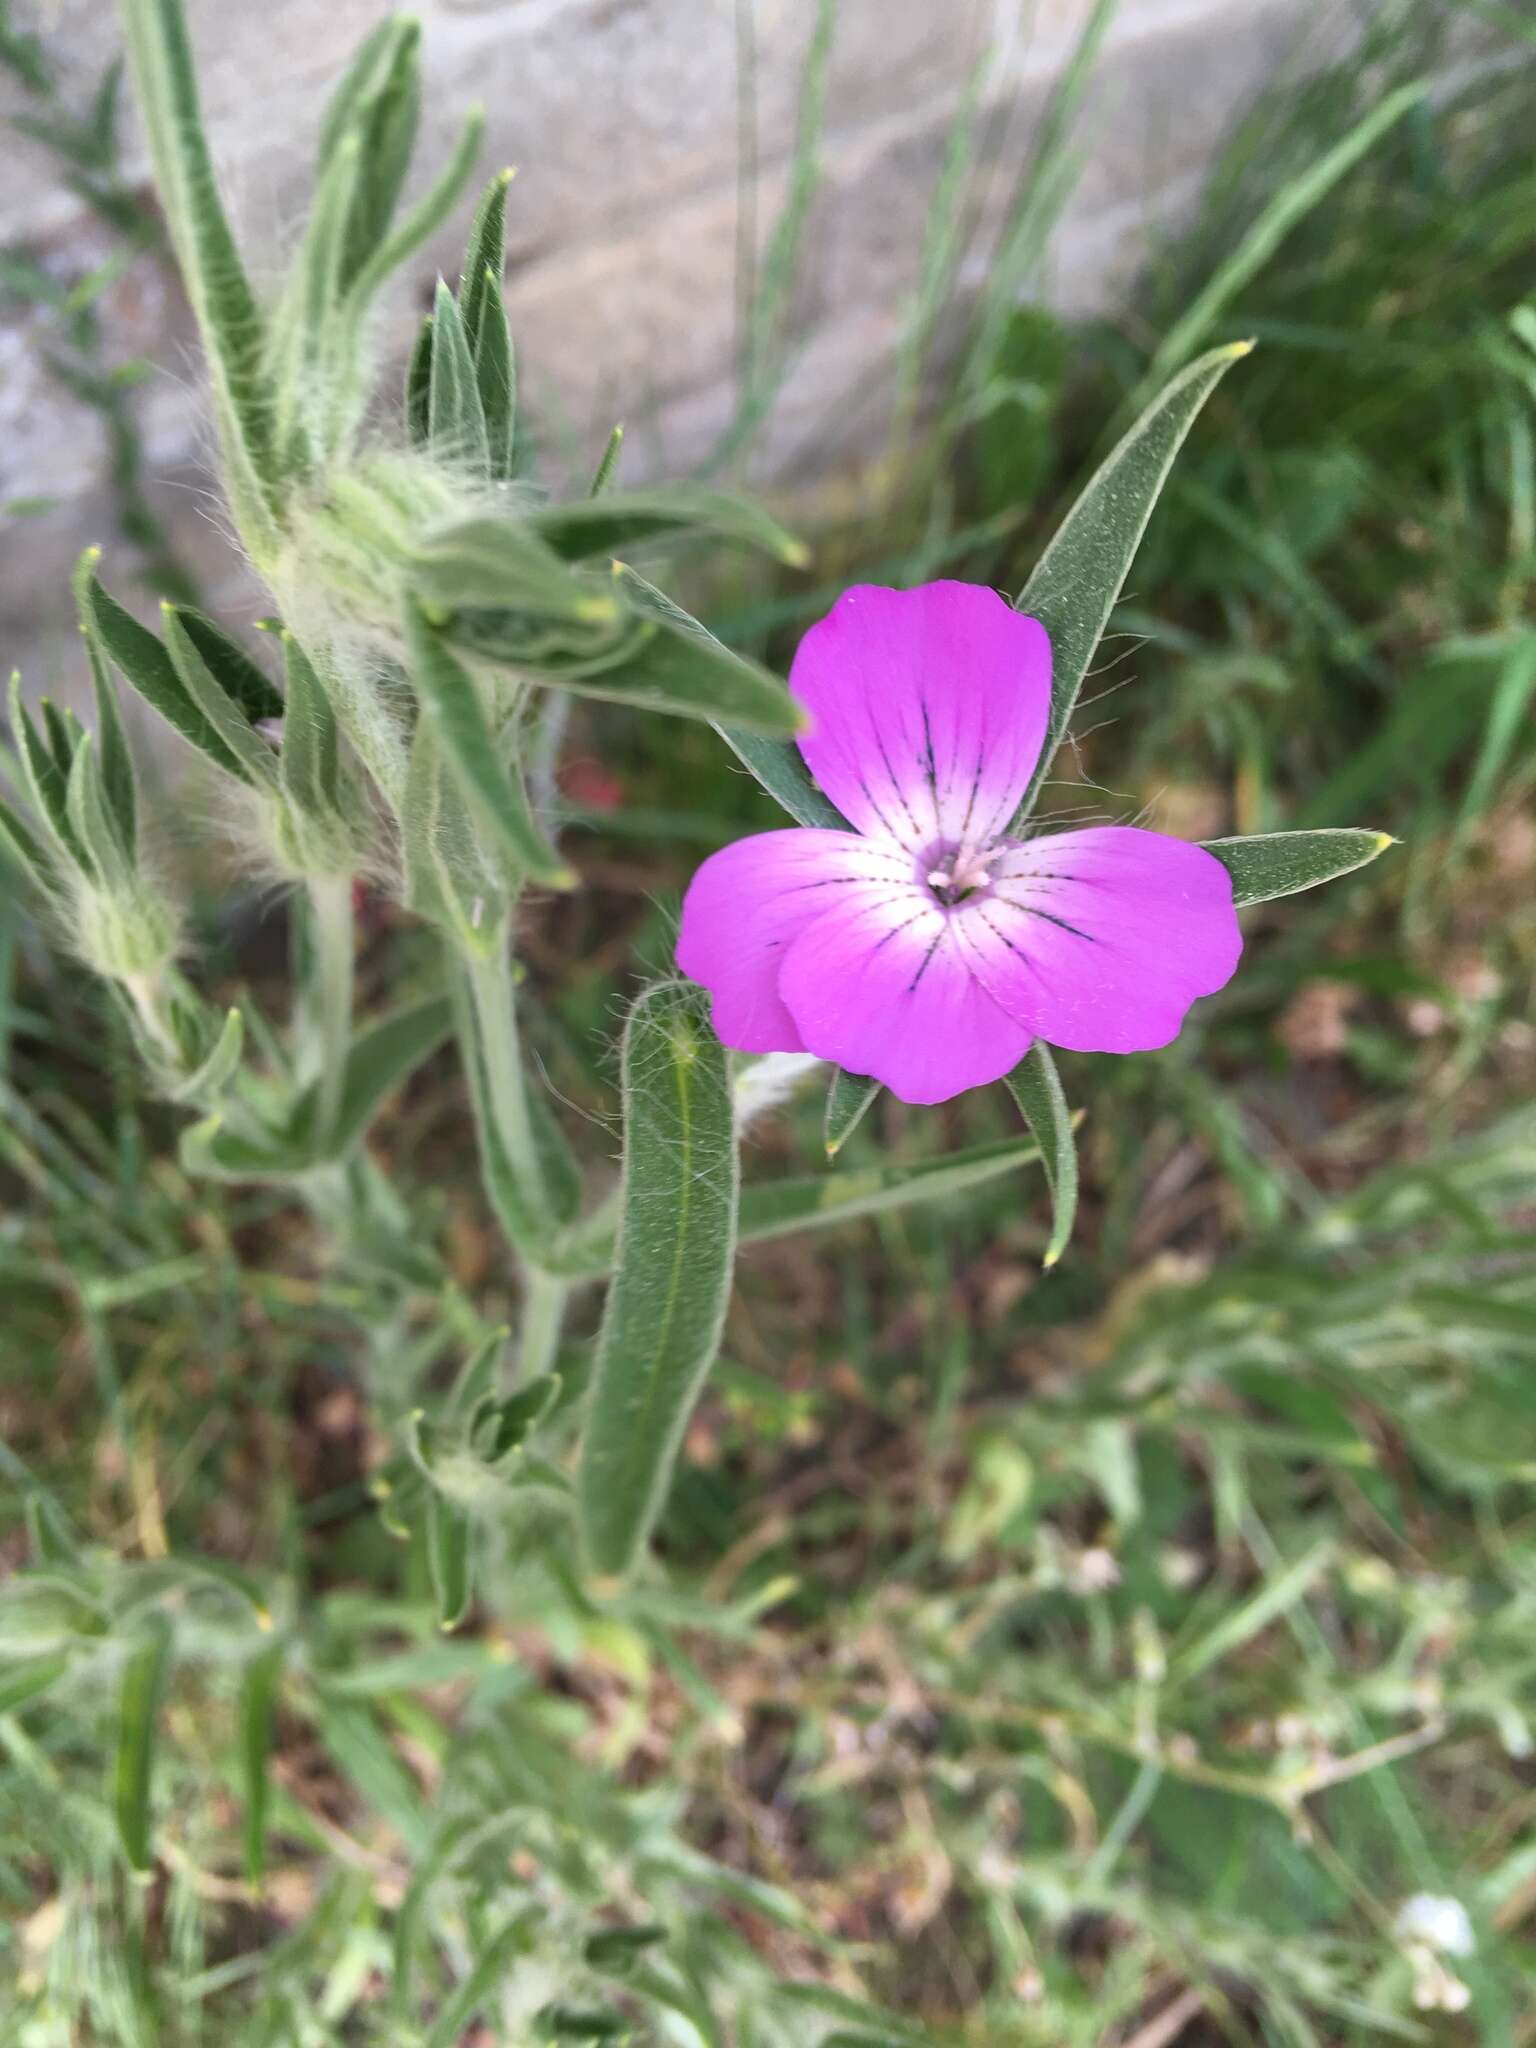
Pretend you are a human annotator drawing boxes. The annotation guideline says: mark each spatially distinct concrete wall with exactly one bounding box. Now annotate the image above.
[1,0,1338,682]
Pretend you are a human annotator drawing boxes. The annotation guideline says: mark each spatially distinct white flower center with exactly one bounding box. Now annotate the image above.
[925,847,996,906]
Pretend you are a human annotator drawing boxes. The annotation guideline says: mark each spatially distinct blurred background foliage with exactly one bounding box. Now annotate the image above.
[3,0,1536,2041]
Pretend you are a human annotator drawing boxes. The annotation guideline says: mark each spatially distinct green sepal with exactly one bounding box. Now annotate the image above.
[1004,1042,1079,1267]
[1201,828,1394,905]
[823,1070,881,1158]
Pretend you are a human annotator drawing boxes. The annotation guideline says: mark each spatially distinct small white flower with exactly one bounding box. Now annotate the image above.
[1395,1892,1474,1958]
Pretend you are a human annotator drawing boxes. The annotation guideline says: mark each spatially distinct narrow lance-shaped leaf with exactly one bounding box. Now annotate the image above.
[239,1639,283,1886]
[8,672,86,867]
[824,1069,881,1158]
[162,605,280,787]
[531,488,808,567]
[426,1494,473,1632]
[427,279,489,473]
[279,633,343,821]
[471,264,516,481]
[402,598,575,889]
[329,18,421,294]
[577,981,739,1578]
[183,995,453,1180]
[0,792,58,891]
[613,564,840,819]
[78,572,248,780]
[173,609,286,722]
[118,0,279,527]
[1202,829,1394,906]
[114,1613,172,1873]
[345,107,484,314]
[1010,340,1253,824]
[1004,1042,1078,1267]
[405,312,434,446]
[66,734,135,885]
[739,1134,1044,1249]
[459,168,513,352]
[300,991,455,1161]
[589,423,624,498]
[459,172,517,479]
[72,549,137,851]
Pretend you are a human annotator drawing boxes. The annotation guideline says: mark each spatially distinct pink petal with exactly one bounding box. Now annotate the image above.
[951,826,1242,1053]
[790,582,1052,853]
[676,828,909,1053]
[778,888,1034,1105]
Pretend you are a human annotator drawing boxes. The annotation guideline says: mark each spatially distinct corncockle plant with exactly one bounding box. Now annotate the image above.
[0,0,1398,1682]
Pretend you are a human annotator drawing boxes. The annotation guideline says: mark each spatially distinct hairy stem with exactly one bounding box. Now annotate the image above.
[305,874,355,1148]
[459,936,554,1248]
[517,1266,569,1379]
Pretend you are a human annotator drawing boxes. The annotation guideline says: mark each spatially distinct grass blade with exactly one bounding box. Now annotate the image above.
[737,1134,1042,1248]
[239,1639,282,1886]
[113,1613,172,1873]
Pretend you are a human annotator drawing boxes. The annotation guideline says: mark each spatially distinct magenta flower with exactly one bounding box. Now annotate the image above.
[676,581,1243,1105]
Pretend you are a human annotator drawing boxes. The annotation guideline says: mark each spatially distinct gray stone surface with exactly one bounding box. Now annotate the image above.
[0,0,1340,694]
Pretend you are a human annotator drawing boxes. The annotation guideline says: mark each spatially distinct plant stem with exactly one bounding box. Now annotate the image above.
[517,1266,568,1379]
[122,970,182,1070]
[306,874,355,1148]
[458,935,559,1247]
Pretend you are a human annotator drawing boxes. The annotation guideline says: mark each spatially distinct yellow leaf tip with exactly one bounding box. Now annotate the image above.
[1226,337,1257,359]
[1371,832,1398,852]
